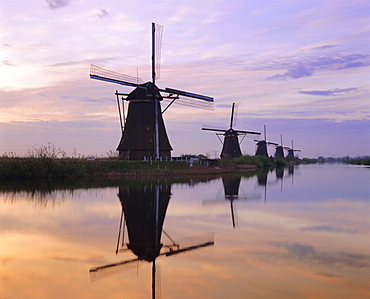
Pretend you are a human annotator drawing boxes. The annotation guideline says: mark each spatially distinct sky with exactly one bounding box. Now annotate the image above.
[1,0,369,158]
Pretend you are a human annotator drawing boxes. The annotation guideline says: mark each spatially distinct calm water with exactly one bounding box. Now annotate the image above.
[0,164,369,299]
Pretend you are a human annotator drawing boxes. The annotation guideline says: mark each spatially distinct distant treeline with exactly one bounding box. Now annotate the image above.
[348,159,370,166]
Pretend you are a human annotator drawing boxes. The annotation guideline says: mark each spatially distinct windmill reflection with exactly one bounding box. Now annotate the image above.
[90,180,214,299]
[255,165,299,201]
[117,183,171,260]
[204,175,260,228]
[256,169,269,202]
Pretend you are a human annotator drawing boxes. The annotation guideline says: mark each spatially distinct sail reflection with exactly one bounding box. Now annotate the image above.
[90,180,214,298]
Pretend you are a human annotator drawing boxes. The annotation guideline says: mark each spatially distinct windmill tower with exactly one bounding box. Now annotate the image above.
[90,23,214,160]
[286,140,301,159]
[254,125,278,157]
[202,103,260,159]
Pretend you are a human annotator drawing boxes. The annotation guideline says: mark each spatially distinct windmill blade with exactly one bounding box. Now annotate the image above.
[152,22,163,82]
[162,94,214,110]
[165,241,214,256]
[202,128,227,133]
[164,87,214,104]
[90,64,144,88]
[203,194,261,204]
[89,258,140,282]
[230,103,236,128]
[227,194,261,201]
[161,233,214,257]
[234,130,261,135]
[267,142,279,146]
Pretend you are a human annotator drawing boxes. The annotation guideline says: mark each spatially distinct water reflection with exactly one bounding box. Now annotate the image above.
[1,165,369,298]
[204,174,261,228]
[90,180,214,299]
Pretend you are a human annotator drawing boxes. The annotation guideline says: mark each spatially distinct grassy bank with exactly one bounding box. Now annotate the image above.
[348,159,370,166]
[0,157,233,179]
[0,154,299,180]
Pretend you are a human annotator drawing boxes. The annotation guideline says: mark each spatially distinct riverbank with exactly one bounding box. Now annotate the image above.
[0,157,251,179]
[0,154,305,180]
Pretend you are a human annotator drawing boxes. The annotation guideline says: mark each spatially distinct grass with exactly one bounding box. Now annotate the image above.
[0,158,200,179]
[348,159,370,166]
[0,144,300,180]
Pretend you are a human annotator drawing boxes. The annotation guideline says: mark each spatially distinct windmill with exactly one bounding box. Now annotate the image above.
[90,183,214,299]
[202,103,260,158]
[274,134,289,159]
[90,23,214,160]
[254,125,278,157]
[203,174,260,228]
[285,140,301,159]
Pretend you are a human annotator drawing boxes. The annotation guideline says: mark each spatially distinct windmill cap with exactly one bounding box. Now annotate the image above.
[126,82,163,101]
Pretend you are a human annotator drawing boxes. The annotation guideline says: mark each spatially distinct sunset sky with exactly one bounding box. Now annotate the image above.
[1,0,369,158]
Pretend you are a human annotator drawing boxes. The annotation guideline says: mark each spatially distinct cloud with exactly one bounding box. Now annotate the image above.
[97,9,109,19]
[45,0,70,10]
[300,225,358,234]
[312,45,337,51]
[269,241,370,268]
[266,53,370,80]
[298,88,360,96]
[267,65,313,80]
[2,59,16,66]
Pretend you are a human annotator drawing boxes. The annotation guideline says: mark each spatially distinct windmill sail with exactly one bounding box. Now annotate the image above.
[90,258,140,282]
[152,23,163,82]
[90,64,143,87]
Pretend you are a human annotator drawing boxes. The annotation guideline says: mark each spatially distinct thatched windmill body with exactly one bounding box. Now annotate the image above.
[90,23,214,160]
[274,134,289,159]
[202,103,260,159]
[286,140,301,159]
[254,125,278,157]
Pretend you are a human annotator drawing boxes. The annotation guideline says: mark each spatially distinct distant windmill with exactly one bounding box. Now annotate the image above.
[274,134,289,159]
[90,23,214,160]
[202,103,260,158]
[254,125,278,157]
[286,140,301,159]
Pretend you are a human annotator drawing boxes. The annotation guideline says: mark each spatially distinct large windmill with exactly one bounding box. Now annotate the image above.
[202,103,260,159]
[90,23,214,160]
[254,125,278,157]
[286,140,301,159]
[90,182,214,299]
